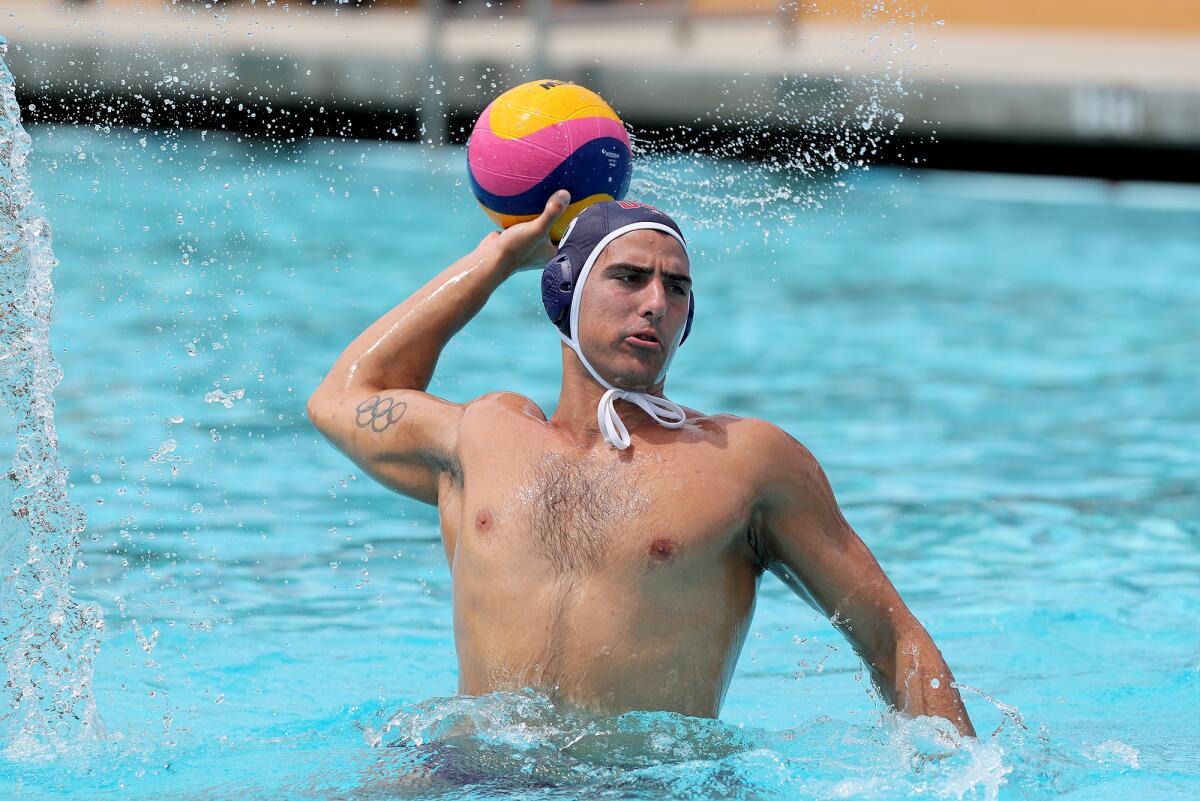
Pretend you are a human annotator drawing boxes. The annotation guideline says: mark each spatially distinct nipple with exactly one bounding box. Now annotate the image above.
[648,537,676,561]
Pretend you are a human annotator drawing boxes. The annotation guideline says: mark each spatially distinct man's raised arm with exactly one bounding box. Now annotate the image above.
[751,422,977,737]
[306,191,570,504]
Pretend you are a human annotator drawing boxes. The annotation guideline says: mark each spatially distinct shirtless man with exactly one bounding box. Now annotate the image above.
[307,191,975,737]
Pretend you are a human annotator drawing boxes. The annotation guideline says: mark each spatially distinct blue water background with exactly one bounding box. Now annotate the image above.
[1,125,1198,798]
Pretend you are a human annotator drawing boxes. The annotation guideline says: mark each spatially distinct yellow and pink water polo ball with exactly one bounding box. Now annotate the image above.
[466,79,633,243]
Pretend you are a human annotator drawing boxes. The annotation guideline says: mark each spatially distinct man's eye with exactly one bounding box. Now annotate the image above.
[669,284,688,296]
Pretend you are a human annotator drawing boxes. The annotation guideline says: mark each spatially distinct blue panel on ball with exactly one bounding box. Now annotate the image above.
[468,137,632,216]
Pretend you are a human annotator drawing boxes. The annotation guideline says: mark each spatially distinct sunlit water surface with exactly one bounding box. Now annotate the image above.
[1,126,1198,799]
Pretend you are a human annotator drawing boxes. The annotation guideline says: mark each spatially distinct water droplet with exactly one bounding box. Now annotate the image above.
[204,388,245,408]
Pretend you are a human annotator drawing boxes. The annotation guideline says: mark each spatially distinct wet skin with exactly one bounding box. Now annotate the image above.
[448,397,762,717]
[308,193,976,734]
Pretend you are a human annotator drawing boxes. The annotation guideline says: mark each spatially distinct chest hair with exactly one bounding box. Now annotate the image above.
[519,452,650,574]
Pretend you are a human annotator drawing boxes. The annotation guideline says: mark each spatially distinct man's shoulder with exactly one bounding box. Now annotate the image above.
[687,411,797,447]
[687,412,822,475]
[461,391,548,425]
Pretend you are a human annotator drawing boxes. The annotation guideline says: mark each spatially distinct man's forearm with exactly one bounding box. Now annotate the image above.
[314,242,511,397]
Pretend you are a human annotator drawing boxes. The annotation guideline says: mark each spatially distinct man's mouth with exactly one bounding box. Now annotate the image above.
[624,330,661,349]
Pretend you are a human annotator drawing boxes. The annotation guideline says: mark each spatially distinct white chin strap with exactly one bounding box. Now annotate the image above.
[558,221,690,450]
[593,386,688,450]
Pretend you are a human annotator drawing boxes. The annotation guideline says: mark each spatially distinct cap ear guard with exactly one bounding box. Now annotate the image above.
[681,294,694,345]
[540,252,576,337]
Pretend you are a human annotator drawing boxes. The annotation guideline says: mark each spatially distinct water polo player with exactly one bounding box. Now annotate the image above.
[307,192,976,736]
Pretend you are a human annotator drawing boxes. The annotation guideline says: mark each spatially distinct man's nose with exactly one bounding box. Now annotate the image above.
[639,278,668,320]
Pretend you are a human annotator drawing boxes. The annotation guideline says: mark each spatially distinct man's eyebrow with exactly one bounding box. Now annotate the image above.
[602,262,692,286]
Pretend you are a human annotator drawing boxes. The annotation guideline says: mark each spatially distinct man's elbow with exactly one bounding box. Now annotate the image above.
[305,391,333,435]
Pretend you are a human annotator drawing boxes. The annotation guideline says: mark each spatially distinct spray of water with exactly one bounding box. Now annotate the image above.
[0,37,105,754]
[632,2,925,240]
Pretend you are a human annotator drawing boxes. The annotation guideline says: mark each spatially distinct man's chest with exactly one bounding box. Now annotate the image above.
[452,448,754,576]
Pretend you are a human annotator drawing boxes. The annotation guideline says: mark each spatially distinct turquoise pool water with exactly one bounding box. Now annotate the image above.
[1,123,1198,799]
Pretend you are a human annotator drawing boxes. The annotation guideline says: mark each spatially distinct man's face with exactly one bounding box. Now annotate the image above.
[575,229,692,391]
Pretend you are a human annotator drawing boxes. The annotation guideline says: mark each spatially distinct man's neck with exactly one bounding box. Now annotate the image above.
[549,346,666,447]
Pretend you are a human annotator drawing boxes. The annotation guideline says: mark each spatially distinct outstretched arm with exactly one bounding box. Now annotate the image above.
[306,191,570,504]
[753,423,976,737]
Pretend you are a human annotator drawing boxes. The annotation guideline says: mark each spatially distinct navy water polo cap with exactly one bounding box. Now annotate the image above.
[540,199,694,450]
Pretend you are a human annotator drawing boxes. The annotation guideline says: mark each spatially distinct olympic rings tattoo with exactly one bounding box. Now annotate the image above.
[355,394,408,433]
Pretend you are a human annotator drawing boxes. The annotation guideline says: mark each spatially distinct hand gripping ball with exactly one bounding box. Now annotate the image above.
[466,79,633,243]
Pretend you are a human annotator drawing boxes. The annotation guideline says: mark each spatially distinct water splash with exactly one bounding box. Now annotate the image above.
[345,690,1012,800]
[632,3,925,240]
[0,37,105,754]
